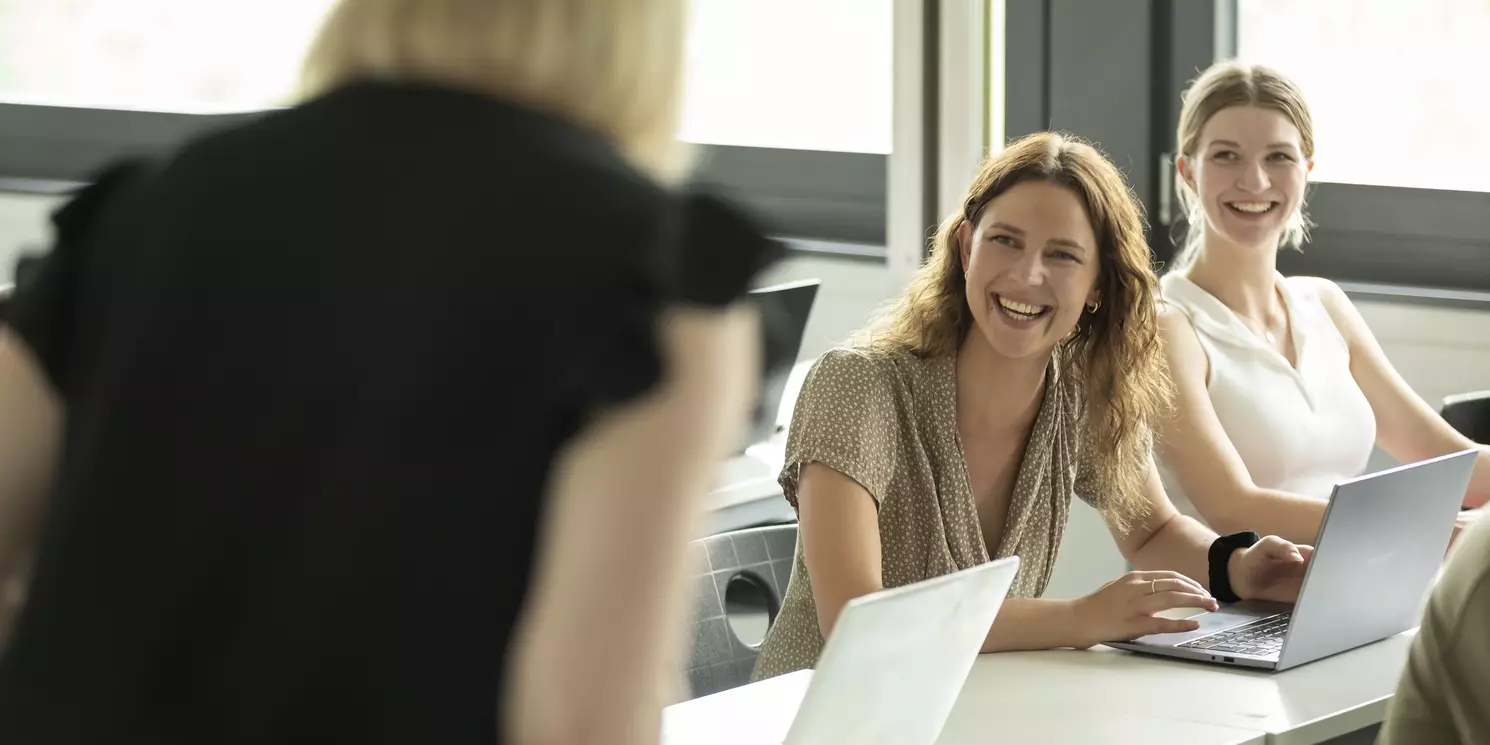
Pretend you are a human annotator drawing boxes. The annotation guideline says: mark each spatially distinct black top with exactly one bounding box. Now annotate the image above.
[0,81,782,744]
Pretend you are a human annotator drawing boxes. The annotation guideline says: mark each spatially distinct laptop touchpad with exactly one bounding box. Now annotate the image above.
[1153,606,1208,620]
[1128,603,1283,646]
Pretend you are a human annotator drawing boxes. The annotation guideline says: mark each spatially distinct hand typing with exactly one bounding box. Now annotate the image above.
[1230,535,1312,603]
[1069,570,1218,649]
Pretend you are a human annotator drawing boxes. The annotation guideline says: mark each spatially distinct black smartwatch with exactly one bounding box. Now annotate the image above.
[1208,530,1261,603]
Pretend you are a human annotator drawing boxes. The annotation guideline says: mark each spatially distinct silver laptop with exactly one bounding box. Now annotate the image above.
[1107,449,1475,671]
[770,556,1020,745]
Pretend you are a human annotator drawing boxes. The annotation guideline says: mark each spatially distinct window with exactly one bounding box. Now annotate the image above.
[0,1,336,112]
[682,0,893,154]
[1237,0,1490,194]
[0,0,892,246]
[681,0,893,244]
[0,0,897,153]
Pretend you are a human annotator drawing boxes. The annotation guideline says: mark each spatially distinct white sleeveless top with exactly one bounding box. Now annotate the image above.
[1157,272,1377,524]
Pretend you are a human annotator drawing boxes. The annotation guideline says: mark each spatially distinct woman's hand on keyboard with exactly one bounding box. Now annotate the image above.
[1230,535,1312,603]
[1070,570,1220,648]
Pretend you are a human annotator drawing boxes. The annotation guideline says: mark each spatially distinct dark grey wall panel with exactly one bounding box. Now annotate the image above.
[691,146,886,246]
[1047,0,1155,219]
[1003,0,1051,142]
[0,103,258,181]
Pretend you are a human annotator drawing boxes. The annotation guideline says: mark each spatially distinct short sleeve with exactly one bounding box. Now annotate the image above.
[1072,442,1104,510]
[671,192,785,308]
[1072,429,1126,509]
[557,188,784,413]
[778,349,904,510]
[1070,403,1155,512]
[5,158,154,396]
[1069,380,1107,510]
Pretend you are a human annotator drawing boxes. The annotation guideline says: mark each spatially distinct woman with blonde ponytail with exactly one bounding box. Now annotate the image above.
[751,132,1311,681]
[1155,60,1489,546]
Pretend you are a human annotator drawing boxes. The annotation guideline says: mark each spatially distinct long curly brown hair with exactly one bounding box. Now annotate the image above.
[859,132,1171,530]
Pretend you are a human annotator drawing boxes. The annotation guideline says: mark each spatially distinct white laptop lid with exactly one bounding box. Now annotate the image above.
[782,556,1020,745]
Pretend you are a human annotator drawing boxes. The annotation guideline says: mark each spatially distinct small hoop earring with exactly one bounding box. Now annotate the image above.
[1087,299,1101,313]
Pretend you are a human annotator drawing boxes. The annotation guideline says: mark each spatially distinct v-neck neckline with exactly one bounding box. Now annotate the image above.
[1165,272,1307,375]
[1163,272,1316,407]
[937,350,1063,565]
[1273,277,1307,374]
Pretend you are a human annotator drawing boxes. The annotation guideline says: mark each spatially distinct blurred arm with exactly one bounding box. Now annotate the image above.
[501,305,759,745]
[0,327,62,648]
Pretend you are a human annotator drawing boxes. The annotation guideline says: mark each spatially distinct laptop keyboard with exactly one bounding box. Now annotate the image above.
[1177,613,1291,657]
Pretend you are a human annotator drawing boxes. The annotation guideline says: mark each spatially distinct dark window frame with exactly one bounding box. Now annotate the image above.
[0,108,888,249]
[0,104,256,187]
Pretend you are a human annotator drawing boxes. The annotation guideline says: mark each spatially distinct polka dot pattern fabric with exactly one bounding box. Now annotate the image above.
[751,346,1102,681]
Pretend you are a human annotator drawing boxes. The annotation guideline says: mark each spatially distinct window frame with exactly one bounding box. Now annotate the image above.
[0,104,256,186]
[0,101,888,246]
[692,146,885,246]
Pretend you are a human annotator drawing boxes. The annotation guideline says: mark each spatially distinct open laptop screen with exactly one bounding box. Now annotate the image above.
[738,279,819,452]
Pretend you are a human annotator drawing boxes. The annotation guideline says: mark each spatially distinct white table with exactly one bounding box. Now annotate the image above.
[661,669,1268,745]
[661,631,1415,744]
[956,633,1413,744]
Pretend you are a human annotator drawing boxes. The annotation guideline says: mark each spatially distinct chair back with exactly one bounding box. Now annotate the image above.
[684,523,797,700]
[1442,391,1490,443]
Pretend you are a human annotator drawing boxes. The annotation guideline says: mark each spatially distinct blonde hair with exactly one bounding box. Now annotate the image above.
[297,0,692,182]
[860,132,1171,530]
[1173,61,1315,269]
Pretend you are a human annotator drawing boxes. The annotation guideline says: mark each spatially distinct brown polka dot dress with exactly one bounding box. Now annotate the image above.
[750,345,1104,682]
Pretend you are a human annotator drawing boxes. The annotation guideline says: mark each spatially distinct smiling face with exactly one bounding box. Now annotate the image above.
[958,180,1102,361]
[1180,105,1312,251]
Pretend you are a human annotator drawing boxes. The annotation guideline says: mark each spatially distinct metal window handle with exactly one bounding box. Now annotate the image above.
[1158,152,1175,226]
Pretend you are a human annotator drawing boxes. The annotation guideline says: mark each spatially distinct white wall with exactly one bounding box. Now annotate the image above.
[1354,299,1490,407]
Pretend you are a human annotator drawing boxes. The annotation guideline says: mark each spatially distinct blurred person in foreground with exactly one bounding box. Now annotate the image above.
[1379,516,1490,744]
[0,1,782,743]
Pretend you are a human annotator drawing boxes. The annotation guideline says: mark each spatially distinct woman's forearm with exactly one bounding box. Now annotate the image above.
[981,597,1086,652]
[1203,487,1327,547]
[1124,513,1216,590]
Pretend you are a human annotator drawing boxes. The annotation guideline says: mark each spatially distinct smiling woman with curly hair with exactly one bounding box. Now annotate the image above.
[753,131,1315,680]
